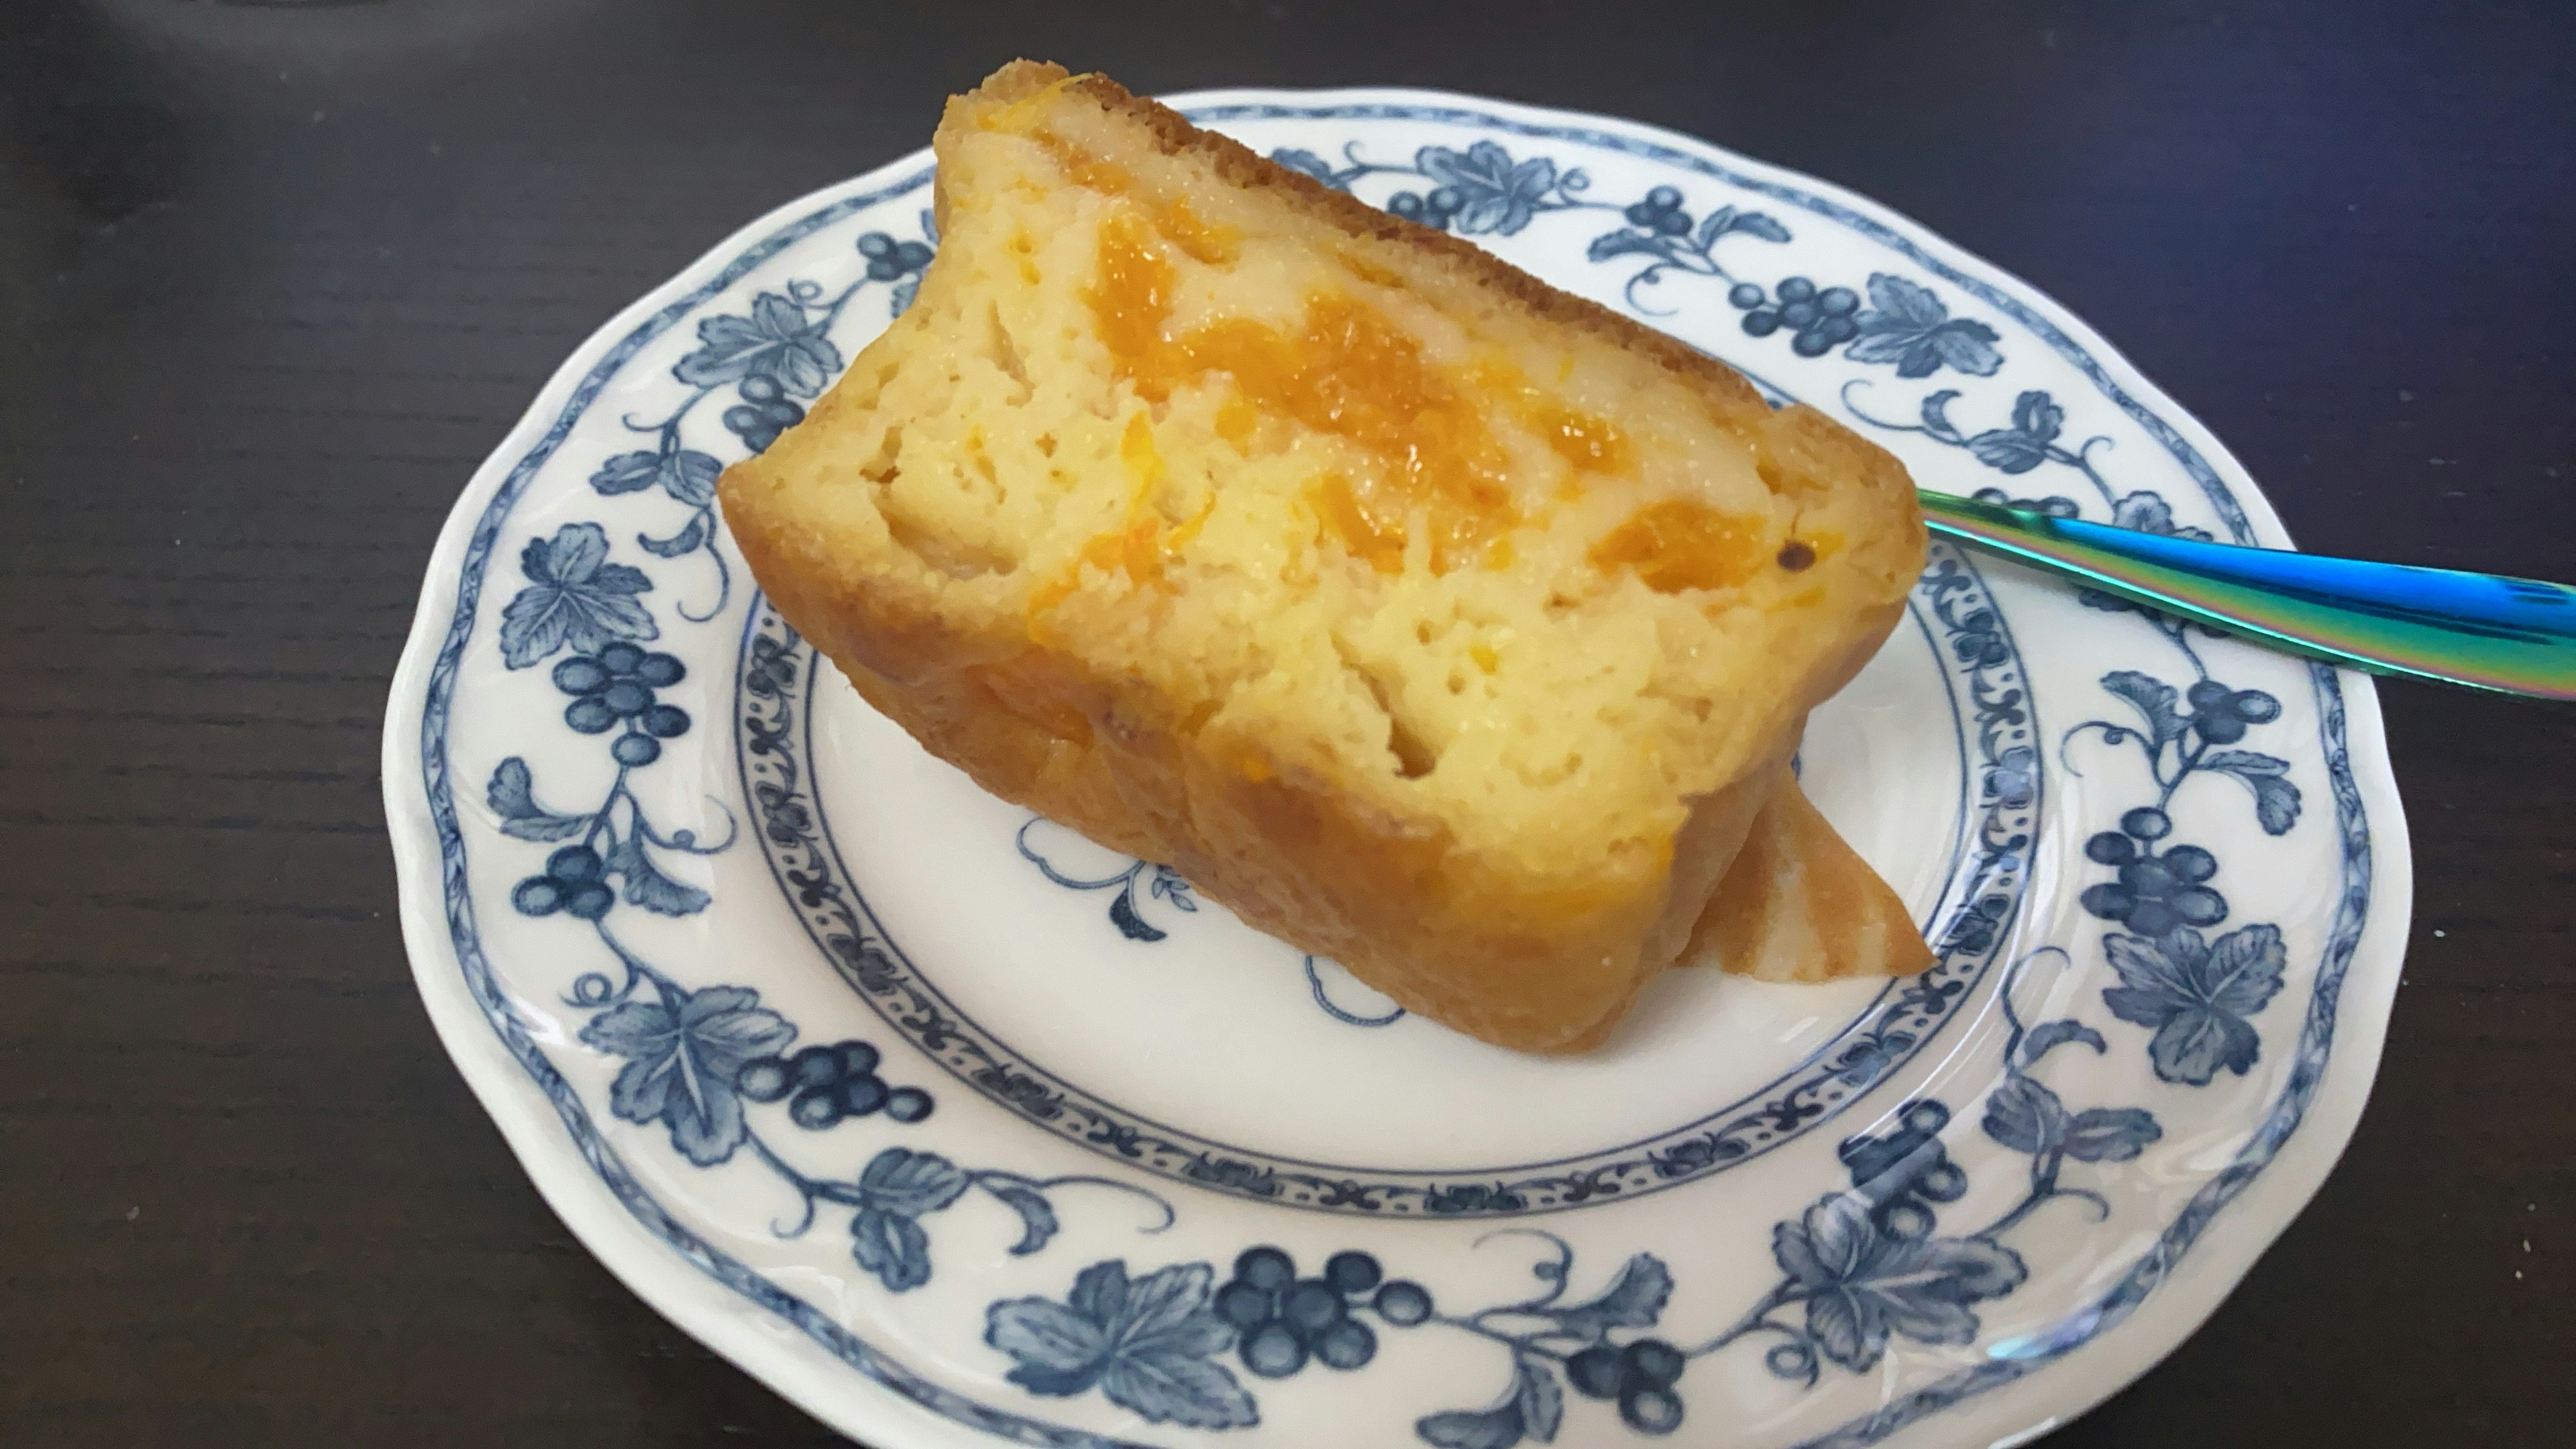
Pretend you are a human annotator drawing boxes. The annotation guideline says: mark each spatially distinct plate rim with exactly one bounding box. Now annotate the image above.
[382,82,2414,1449]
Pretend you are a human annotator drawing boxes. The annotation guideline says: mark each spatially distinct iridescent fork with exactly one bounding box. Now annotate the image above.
[1917,490,2576,702]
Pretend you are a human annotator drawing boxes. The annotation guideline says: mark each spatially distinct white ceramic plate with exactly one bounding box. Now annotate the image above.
[384,88,2410,1449]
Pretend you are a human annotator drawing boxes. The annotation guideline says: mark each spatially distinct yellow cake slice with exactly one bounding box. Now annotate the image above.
[720,60,1930,1052]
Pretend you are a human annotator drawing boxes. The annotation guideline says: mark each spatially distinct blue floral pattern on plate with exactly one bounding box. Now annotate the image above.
[390,90,2401,1449]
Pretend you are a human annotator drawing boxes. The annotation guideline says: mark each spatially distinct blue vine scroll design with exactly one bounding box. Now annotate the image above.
[582,214,936,623]
[1271,137,2003,374]
[979,951,2159,1443]
[1835,377,2309,1087]
[486,527,1167,1300]
[1016,818,1200,943]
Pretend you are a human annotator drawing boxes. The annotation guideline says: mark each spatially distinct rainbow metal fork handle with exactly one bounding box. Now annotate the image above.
[1917,490,2576,702]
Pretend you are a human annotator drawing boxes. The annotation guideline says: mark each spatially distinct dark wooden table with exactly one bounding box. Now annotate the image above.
[5,1,2569,1444]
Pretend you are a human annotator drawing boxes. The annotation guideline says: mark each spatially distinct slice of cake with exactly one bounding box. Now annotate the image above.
[720,60,1929,1052]
[1695,767,1937,984]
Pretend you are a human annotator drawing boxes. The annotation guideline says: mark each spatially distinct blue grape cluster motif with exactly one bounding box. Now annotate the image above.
[1836,1099,1970,1240]
[1564,1335,1689,1436]
[553,641,690,761]
[738,1036,934,1130]
[1385,187,1467,231]
[511,843,617,923]
[2178,677,2283,745]
[1582,193,1795,315]
[1621,185,1694,237]
[857,228,936,284]
[2080,806,2226,938]
[1731,272,2004,377]
[722,373,808,455]
[1727,275,1862,356]
[1216,1247,1426,1379]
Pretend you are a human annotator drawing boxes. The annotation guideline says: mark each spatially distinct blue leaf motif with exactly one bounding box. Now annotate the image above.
[2011,390,2063,443]
[1964,392,2063,474]
[1099,1340,1253,1434]
[1148,867,1197,912]
[2200,750,2303,835]
[2062,1107,2162,1163]
[2101,670,2185,747]
[663,449,721,506]
[1513,1356,1564,1443]
[2196,924,2290,1017]
[1693,205,1790,247]
[1417,1403,1525,1449]
[839,1151,972,1292]
[1845,274,2004,378]
[1968,427,2051,474]
[851,1207,934,1292]
[1979,1073,2068,1155]
[2102,925,2286,1085]
[854,1147,971,1217]
[1772,1193,2028,1371]
[1108,887,1165,943]
[580,984,792,1166]
[498,523,657,668]
[2109,490,2216,541]
[2019,1019,2108,1065]
[1550,1253,1672,1338]
[2147,1010,2260,1086]
[674,292,843,396]
[1585,229,1682,264]
[1976,486,2082,518]
[1269,148,1344,189]
[1733,213,1791,243]
[985,1182,1061,1256]
[486,757,588,842]
[638,513,710,559]
[605,832,710,916]
[590,449,663,495]
[987,1289,1109,1397]
[1415,141,1558,235]
[592,447,719,506]
[985,1260,1255,1430]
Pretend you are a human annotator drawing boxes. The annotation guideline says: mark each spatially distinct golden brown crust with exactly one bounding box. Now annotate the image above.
[722,61,1930,1053]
